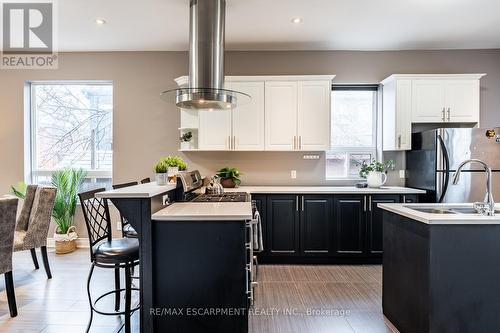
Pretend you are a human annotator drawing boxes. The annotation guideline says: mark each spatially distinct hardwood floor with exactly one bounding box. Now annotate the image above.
[0,249,397,333]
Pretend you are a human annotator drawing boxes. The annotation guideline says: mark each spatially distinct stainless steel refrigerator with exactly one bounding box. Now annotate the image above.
[406,128,500,203]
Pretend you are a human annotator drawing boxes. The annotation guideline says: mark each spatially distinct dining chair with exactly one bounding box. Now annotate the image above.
[0,195,19,317]
[13,187,57,279]
[79,188,139,333]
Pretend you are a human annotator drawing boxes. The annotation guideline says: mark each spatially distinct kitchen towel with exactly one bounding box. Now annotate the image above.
[253,210,264,252]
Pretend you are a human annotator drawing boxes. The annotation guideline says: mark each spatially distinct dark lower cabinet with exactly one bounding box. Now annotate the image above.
[266,195,300,255]
[332,196,365,256]
[257,192,418,263]
[300,195,333,255]
[367,195,400,255]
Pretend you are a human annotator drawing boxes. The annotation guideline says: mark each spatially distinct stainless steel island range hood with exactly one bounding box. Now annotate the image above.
[161,0,250,110]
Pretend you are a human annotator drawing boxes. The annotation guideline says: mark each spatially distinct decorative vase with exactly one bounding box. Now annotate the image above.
[156,173,167,185]
[167,167,179,184]
[220,178,237,188]
[54,226,78,254]
[366,171,387,188]
[180,141,191,150]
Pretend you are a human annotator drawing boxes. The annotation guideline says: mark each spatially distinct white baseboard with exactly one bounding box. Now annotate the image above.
[46,237,90,248]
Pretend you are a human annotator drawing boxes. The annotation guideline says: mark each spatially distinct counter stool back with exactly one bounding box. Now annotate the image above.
[112,182,139,238]
[78,188,139,333]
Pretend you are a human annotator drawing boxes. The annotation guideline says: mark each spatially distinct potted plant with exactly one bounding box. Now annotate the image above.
[216,167,242,188]
[155,156,187,185]
[358,159,395,188]
[51,168,87,254]
[154,159,169,185]
[180,131,193,150]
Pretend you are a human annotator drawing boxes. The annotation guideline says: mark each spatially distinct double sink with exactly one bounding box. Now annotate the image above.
[405,206,500,215]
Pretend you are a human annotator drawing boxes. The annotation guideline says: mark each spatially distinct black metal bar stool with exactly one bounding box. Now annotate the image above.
[112,182,139,239]
[78,188,140,333]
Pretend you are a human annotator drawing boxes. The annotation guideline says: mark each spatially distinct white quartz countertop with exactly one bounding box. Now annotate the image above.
[222,186,425,194]
[152,202,253,221]
[95,182,177,199]
[378,203,500,225]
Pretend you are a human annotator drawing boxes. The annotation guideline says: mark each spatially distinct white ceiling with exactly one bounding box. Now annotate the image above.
[59,0,500,51]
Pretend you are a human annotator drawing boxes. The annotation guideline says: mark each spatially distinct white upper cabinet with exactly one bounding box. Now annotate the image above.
[382,78,412,151]
[198,110,232,150]
[382,74,485,151]
[297,81,331,151]
[412,80,446,123]
[231,81,265,150]
[178,75,335,151]
[265,81,298,150]
[444,79,479,123]
[412,76,482,123]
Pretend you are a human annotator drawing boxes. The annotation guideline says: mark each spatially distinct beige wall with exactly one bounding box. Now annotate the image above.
[1,50,500,237]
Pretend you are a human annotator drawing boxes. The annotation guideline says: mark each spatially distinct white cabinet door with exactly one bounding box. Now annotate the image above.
[265,81,298,150]
[412,80,446,123]
[231,81,265,150]
[297,80,330,151]
[444,80,479,123]
[198,110,232,150]
[395,80,412,150]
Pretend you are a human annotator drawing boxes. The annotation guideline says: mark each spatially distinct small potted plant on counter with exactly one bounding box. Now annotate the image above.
[180,131,193,150]
[216,167,242,188]
[359,159,395,188]
[155,156,188,185]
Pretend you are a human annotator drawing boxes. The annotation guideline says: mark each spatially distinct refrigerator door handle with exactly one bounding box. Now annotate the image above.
[437,134,451,203]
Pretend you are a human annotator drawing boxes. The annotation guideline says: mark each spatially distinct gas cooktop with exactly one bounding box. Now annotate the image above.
[191,193,250,203]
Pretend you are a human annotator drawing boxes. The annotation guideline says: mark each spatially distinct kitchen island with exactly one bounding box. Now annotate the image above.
[97,181,253,333]
[379,203,500,333]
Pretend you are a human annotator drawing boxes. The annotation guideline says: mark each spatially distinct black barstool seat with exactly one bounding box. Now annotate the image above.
[122,224,138,238]
[94,238,139,264]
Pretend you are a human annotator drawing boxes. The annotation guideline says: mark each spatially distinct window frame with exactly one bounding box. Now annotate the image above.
[326,84,379,180]
[28,80,113,184]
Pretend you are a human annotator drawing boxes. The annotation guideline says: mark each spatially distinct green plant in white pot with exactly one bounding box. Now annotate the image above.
[358,160,395,188]
[154,156,187,185]
[51,168,87,254]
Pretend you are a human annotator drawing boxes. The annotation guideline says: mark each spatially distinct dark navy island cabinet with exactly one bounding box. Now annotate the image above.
[255,193,418,264]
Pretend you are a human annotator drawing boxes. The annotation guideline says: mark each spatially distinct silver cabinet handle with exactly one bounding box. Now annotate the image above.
[403,195,407,203]
[228,136,231,150]
[397,135,401,149]
[369,196,372,211]
[447,107,451,121]
[442,107,446,121]
[293,136,296,150]
[299,136,302,150]
[296,196,299,211]
[233,136,236,150]
[363,196,367,212]
[301,195,304,211]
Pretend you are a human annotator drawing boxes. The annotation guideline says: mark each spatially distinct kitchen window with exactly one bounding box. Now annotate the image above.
[28,82,113,189]
[326,85,378,179]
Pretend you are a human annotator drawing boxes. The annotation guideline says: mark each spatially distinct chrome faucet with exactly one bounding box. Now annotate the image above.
[452,159,495,216]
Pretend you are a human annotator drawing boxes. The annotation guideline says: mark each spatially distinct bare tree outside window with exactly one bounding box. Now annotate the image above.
[31,82,113,188]
[326,88,377,179]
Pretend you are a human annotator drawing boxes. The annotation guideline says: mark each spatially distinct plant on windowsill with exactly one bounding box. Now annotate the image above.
[358,160,395,188]
[155,156,188,185]
[216,167,242,188]
[51,168,87,254]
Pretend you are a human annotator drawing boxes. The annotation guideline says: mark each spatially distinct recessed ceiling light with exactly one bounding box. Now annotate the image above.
[95,18,107,25]
[290,17,303,24]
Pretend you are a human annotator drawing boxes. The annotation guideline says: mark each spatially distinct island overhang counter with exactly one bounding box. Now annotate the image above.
[379,203,500,333]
